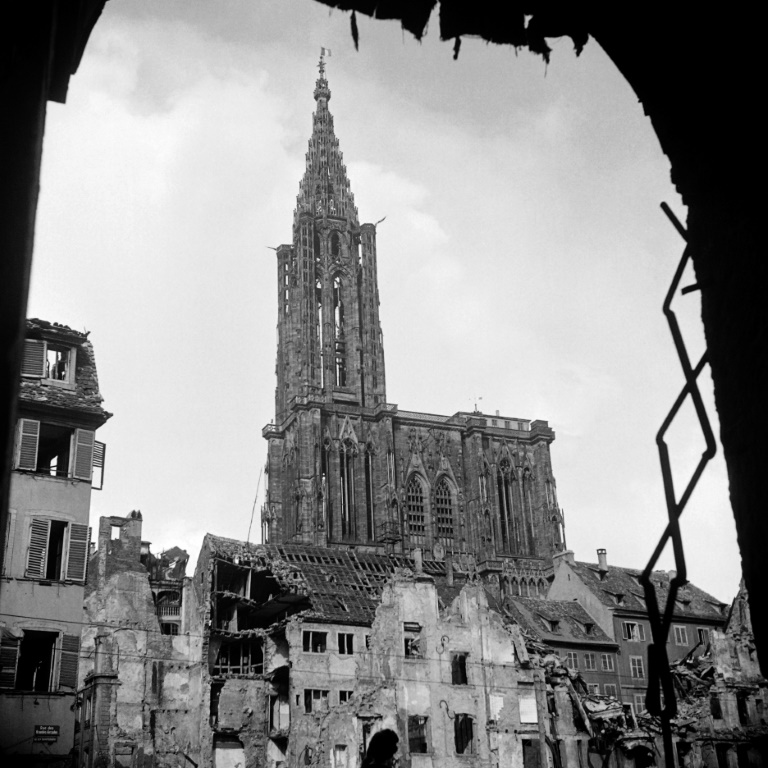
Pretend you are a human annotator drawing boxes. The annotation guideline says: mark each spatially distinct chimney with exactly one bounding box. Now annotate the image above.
[445,552,454,586]
[597,548,608,575]
[413,548,423,575]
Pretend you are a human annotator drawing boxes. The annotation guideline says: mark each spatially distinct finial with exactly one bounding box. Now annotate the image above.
[319,47,332,77]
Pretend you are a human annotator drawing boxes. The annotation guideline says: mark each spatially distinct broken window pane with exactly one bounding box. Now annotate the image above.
[303,631,327,653]
[304,689,329,713]
[454,714,474,755]
[408,715,429,754]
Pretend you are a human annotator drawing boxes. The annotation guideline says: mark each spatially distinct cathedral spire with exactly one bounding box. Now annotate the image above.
[296,55,358,227]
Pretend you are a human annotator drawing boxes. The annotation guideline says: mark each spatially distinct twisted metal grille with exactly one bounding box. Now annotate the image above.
[641,203,718,767]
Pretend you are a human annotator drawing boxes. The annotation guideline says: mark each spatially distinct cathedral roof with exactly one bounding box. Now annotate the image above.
[294,55,359,228]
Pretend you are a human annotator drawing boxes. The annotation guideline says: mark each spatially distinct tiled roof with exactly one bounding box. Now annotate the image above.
[20,318,111,422]
[569,560,727,621]
[506,597,616,646]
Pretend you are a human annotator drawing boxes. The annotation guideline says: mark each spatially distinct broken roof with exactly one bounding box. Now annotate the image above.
[569,560,726,621]
[205,534,451,626]
[506,597,616,647]
[20,318,111,423]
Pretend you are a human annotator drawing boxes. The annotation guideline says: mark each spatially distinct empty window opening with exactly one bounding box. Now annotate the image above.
[408,715,429,754]
[110,524,121,540]
[331,745,348,768]
[338,633,354,655]
[160,623,179,635]
[37,424,72,477]
[406,477,426,548]
[45,520,66,580]
[454,714,475,755]
[304,688,329,713]
[710,694,723,719]
[451,653,468,685]
[404,622,423,659]
[435,477,454,549]
[697,627,711,645]
[16,630,57,691]
[214,639,263,676]
[339,690,353,703]
[737,691,750,725]
[523,739,542,768]
[303,631,327,653]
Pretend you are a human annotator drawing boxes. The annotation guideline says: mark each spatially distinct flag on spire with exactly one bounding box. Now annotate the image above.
[321,47,332,57]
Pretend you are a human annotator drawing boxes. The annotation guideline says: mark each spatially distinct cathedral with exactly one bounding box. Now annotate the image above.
[262,57,565,590]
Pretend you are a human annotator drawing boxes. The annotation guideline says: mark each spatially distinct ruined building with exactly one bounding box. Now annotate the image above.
[262,58,563,593]
[75,512,200,768]
[0,319,110,765]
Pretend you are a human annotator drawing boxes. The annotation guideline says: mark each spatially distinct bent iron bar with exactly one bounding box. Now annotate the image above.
[641,203,717,768]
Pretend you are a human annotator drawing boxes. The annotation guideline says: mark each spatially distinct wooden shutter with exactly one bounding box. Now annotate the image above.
[66,523,89,582]
[57,634,80,690]
[0,635,20,689]
[26,517,50,578]
[71,429,95,481]
[92,441,106,490]
[21,339,46,377]
[1,510,17,577]
[14,419,39,471]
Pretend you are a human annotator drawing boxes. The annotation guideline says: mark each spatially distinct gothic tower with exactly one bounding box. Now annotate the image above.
[263,60,564,583]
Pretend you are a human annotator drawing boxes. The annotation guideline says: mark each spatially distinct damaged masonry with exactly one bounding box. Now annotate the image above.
[75,523,768,767]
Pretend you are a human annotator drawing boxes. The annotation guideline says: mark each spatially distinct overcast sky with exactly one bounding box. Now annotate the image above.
[28,0,739,601]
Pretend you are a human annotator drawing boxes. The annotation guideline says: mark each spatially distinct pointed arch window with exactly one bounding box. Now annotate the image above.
[339,440,356,539]
[406,477,426,548]
[315,279,324,387]
[365,450,375,542]
[435,477,455,550]
[333,276,346,386]
[330,231,340,257]
[496,460,514,552]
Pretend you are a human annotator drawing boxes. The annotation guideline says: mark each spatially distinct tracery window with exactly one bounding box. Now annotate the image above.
[333,276,346,386]
[435,477,454,549]
[339,441,356,539]
[406,477,426,548]
[365,451,375,541]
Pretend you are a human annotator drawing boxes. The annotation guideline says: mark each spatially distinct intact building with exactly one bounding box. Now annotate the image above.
[262,57,564,591]
[0,319,110,765]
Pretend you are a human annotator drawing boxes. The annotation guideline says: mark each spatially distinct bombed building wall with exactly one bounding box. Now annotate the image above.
[75,513,202,768]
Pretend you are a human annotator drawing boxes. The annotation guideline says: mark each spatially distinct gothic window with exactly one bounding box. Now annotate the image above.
[333,276,346,386]
[330,231,340,257]
[434,477,454,549]
[406,476,426,548]
[315,279,324,386]
[365,451,375,541]
[496,460,513,552]
[339,441,355,539]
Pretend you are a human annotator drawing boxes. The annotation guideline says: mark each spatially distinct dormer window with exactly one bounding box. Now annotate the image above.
[611,593,626,606]
[541,617,560,633]
[583,622,594,635]
[21,339,76,388]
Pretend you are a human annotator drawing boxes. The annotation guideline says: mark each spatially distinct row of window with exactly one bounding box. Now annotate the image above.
[564,652,615,672]
[621,621,710,646]
[302,630,357,655]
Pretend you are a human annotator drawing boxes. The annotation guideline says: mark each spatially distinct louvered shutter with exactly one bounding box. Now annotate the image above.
[66,523,89,582]
[2,510,17,577]
[92,441,106,490]
[26,517,50,578]
[71,429,95,481]
[0,635,20,688]
[57,634,80,690]
[14,419,39,471]
[21,339,46,377]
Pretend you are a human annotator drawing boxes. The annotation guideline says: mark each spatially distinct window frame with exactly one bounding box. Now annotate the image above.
[622,621,646,642]
[0,629,80,691]
[25,517,89,582]
[673,625,689,646]
[451,652,469,685]
[565,651,579,669]
[454,713,475,755]
[302,630,328,654]
[338,632,354,655]
[604,684,618,697]
[407,714,430,754]
[303,688,329,713]
[21,339,77,389]
[629,655,646,679]
[601,653,615,671]
[583,652,596,671]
